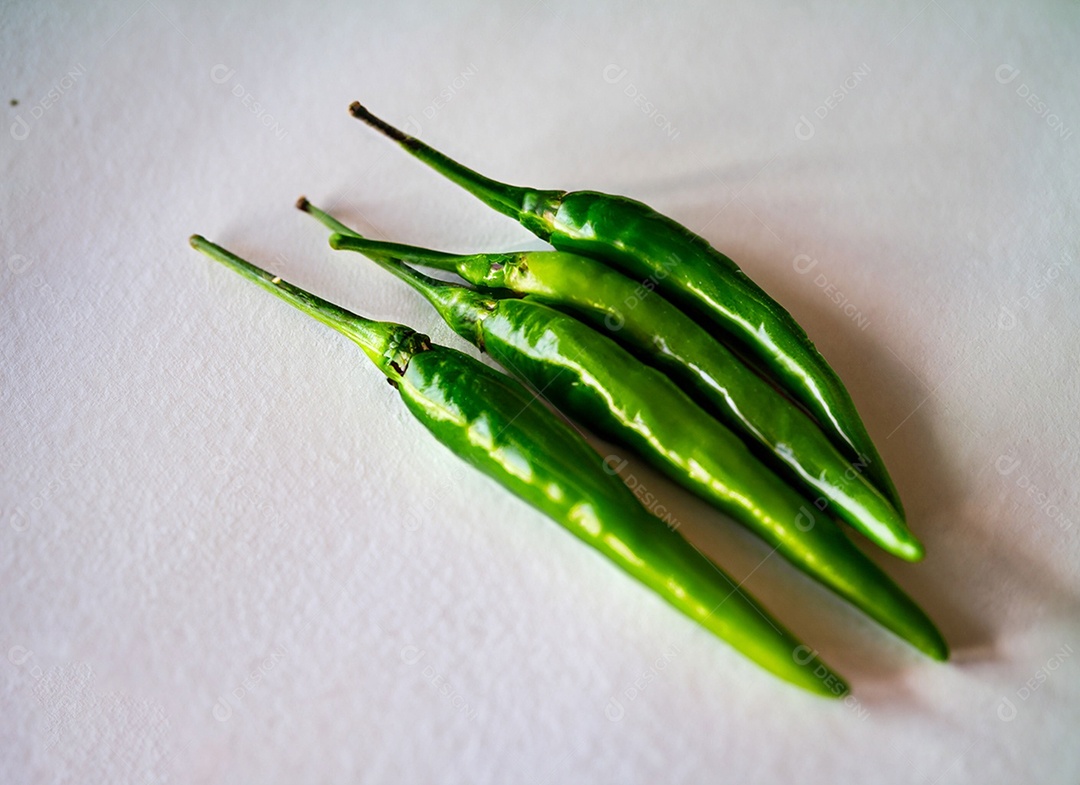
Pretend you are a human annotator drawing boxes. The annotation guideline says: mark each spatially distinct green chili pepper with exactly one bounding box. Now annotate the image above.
[347,102,904,518]
[326,235,946,660]
[188,234,849,697]
[297,197,921,562]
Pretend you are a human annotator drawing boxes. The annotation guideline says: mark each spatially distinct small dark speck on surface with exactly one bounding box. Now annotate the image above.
[10,99,18,106]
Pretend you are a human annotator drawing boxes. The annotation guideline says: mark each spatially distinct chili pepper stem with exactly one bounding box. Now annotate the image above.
[295,196,496,339]
[328,232,490,343]
[348,102,560,236]
[189,235,417,381]
[330,232,512,284]
[296,196,359,237]
[298,197,471,267]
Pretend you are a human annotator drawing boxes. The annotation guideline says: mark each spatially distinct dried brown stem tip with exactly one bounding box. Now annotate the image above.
[349,101,407,142]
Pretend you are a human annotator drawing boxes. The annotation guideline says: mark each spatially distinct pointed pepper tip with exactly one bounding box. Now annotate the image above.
[883,530,926,563]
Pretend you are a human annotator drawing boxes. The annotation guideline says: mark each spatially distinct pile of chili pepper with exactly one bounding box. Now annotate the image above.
[190,102,946,698]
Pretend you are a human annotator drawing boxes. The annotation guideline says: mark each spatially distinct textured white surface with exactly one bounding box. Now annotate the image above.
[3,1,1079,782]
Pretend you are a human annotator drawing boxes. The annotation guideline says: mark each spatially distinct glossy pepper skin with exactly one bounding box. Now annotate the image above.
[300,199,920,562]
[188,234,848,697]
[347,102,904,518]
[331,238,947,660]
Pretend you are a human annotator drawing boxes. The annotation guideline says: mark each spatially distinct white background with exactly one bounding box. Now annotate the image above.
[3,1,1079,782]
